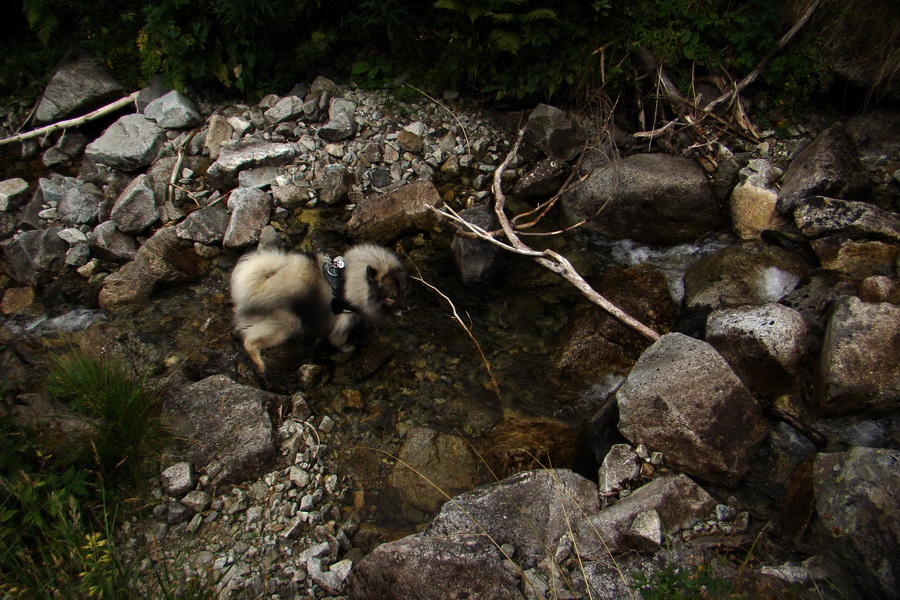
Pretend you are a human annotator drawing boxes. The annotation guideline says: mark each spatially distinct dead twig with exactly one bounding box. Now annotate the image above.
[0,91,140,146]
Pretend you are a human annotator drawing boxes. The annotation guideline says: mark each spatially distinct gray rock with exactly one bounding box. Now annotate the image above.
[628,509,663,552]
[98,227,205,312]
[387,427,481,513]
[562,154,723,246]
[450,203,501,282]
[682,240,810,311]
[814,447,900,598]
[308,557,353,594]
[318,98,358,142]
[425,469,598,566]
[578,473,717,557]
[598,444,641,496]
[175,204,230,245]
[0,178,30,211]
[204,114,234,160]
[347,180,443,242]
[206,141,298,189]
[35,175,77,207]
[793,196,900,242]
[238,167,281,189]
[1,227,69,285]
[815,296,900,416]
[163,374,283,487]
[34,59,124,124]
[512,157,570,201]
[349,534,524,600]
[264,96,305,124]
[777,124,870,214]
[223,187,272,248]
[396,130,424,154]
[180,490,211,513]
[161,462,196,496]
[524,104,587,161]
[706,303,808,401]
[144,90,202,129]
[84,114,166,171]
[88,220,139,263]
[110,174,159,233]
[617,333,769,486]
[42,132,89,167]
[315,163,355,205]
[58,182,103,225]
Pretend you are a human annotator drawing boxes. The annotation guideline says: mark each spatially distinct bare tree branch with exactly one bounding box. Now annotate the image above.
[435,129,661,343]
[0,91,140,147]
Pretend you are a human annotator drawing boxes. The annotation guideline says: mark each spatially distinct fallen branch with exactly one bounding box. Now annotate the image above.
[0,91,140,147]
[434,129,661,343]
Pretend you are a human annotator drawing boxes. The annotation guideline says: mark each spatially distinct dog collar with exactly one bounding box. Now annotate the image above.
[322,256,355,314]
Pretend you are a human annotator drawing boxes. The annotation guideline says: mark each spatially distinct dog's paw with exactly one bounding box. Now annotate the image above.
[338,343,356,353]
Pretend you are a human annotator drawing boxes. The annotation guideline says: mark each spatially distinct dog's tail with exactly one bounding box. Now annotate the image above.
[231,250,294,309]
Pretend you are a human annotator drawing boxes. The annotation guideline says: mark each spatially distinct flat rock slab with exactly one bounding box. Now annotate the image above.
[84,114,165,171]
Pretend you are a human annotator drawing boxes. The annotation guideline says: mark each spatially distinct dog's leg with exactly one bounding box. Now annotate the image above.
[243,339,267,376]
[328,313,357,351]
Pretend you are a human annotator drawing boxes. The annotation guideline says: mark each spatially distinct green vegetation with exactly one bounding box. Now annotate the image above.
[0,352,186,598]
[632,561,748,600]
[2,0,850,106]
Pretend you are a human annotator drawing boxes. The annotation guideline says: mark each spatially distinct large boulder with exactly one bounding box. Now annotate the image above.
[163,374,284,486]
[206,141,299,189]
[143,90,202,129]
[706,303,808,402]
[777,124,871,214]
[349,534,523,600]
[1,227,69,286]
[223,187,272,248]
[84,114,166,172]
[793,196,900,242]
[34,59,124,124]
[682,240,810,312]
[562,154,723,246]
[616,333,769,486]
[815,296,900,417]
[577,473,717,556]
[813,447,900,598]
[523,104,587,161]
[425,469,599,566]
[110,174,159,234]
[98,227,205,312]
[386,427,482,514]
[347,180,443,242]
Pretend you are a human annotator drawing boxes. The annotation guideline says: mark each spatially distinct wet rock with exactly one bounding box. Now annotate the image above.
[110,174,159,233]
[777,124,870,214]
[682,240,810,311]
[204,113,234,160]
[512,156,570,201]
[88,220,139,262]
[175,204,230,245]
[729,159,789,239]
[34,59,124,124]
[98,226,205,312]
[553,264,677,389]
[859,275,900,304]
[810,238,899,279]
[793,196,900,241]
[0,178,30,211]
[161,462,196,496]
[524,104,587,161]
[1,227,69,285]
[396,130,424,154]
[144,90,203,129]
[224,187,272,248]
[347,180,442,242]
[814,446,900,598]
[562,154,723,246]
[579,473,717,557]
[163,374,283,487]
[780,270,860,351]
[706,303,808,402]
[1,286,35,315]
[264,96,305,124]
[206,141,299,189]
[387,427,481,513]
[349,534,523,600]
[815,296,900,417]
[617,333,769,486]
[425,469,598,566]
[318,98,358,142]
[58,181,103,226]
[8,393,99,454]
[84,114,166,171]
[450,203,501,282]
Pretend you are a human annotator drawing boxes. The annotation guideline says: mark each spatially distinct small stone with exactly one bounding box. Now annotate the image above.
[319,415,335,433]
[180,490,211,513]
[160,462,195,496]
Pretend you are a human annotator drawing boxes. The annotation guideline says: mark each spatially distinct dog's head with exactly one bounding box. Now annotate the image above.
[367,265,410,317]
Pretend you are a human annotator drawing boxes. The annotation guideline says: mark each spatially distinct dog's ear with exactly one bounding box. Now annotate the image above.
[367,265,378,283]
